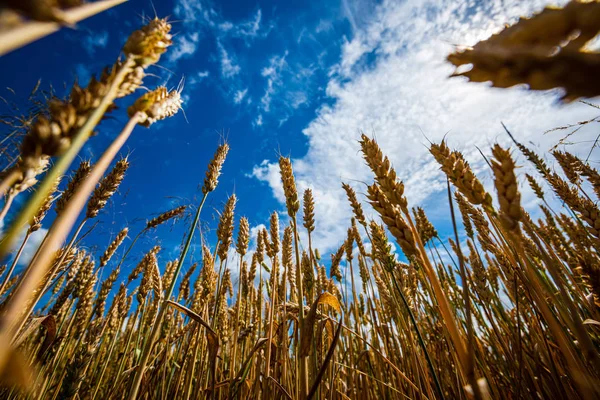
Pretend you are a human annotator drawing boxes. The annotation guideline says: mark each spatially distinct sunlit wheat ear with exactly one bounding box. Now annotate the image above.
[261,227,273,259]
[413,207,438,245]
[430,141,492,208]
[367,183,417,257]
[178,262,196,301]
[491,144,522,232]
[454,192,475,238]
[351,218,366,255]
[216,195,236,261]
[128,245,160,284]
[145,205,186,230]
[359,134,408,212]
[27,177,60,233]
[552,151,582,185]
[330,245,344,281]
[369,221,394,267]
[202,143,229,194]
[278,157,299,217]
[342,183,366,227]
[128,86,183,128]
[94,266,120,318]
[269,212,280,255]
[303,189,315,233]
[100,227,128,267]
[86,158,129,219]
[301,251,314,295]
[578,162,600,199]
[546,167,600,238]
[137,247,160,304]
[525,174,545,200]
[236,217,250,257]
[162,258,178,295]
[282,226,294,278]
[123,17,173,67]
[55,160,91,215]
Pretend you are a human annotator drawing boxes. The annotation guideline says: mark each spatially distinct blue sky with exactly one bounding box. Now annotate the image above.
[1,0,599,281]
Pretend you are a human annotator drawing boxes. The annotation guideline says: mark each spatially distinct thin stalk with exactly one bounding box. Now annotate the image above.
[0,232,29,295]
[0,192,15,222]
[292,216,309,398]
[127,192,208,400]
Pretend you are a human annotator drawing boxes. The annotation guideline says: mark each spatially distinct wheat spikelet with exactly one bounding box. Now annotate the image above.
[430,141,492,207]
[236,217,250,257]
[525,174,545,200]
[100,228,128,267]
[86,158,129,219]
[178,263,196,301]
[128,86,183,127]
[342,183,367,227]
[122,17,172,67]
[217,195,236,261]
[145,205,186,230]
[279,157,299,217]
[367,183,417,257]
[55,160,91,215]
[202,143,229,194]
[28,177,60,233]
[330,245,344,281]
[359,134,408,211]
[303,189,315,233]
[413,207,438,244]
[94,267,120,318]
[269,212,280,256]
[128,246,160,283]
[491,144,522,231]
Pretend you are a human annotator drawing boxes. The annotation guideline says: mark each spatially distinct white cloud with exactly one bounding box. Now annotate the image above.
[260,53,288,112]
[83,30,109,56]
[189,70,210,87]
[251,0,599,253]
[217,42,241,78]
[233,88,248,104]
[169,32,200,62]
[221,9,265,40]
[0,219,48,268]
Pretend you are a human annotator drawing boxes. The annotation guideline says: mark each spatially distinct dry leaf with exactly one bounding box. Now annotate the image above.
[299,291,341,357]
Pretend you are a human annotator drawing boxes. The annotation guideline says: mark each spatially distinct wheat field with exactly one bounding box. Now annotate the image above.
[0,1,600,399]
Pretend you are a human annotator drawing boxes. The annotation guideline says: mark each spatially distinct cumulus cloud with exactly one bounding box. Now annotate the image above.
[251,0,599,252]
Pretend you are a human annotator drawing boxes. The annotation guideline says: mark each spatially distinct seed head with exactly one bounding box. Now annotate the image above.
[217,195,237,261]
[56,160,91,215]
[128,86,183,127]
[100,228,128,267]
[279,157,299,217]
[303,189,315,232]
[86,158,129,219]
[342,183,366,227]
[491,144,522,231]
[145,205,186,230]
[123,18,173,67]
[360,134,408,211]
[203,143,229,194]
[236,217,250,256]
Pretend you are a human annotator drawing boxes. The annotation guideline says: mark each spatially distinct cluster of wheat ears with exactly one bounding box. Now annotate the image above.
[0,1,600,399]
